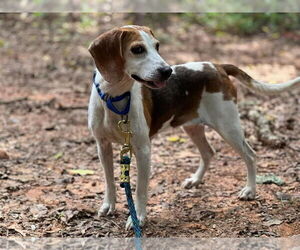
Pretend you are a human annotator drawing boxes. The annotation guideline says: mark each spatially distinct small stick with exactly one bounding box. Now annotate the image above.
[0,97,28,105]
[57,105,87,111]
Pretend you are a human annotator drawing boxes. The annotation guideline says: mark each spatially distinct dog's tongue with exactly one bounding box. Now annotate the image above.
[153,81,167,88]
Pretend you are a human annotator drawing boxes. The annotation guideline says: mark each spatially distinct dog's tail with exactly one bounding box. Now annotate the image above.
[221,64,300,95]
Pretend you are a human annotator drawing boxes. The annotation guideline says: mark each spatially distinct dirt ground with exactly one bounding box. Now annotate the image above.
[0,14,299,238]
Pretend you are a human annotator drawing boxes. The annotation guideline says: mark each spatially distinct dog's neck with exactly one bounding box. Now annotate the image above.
[97,71,134,97]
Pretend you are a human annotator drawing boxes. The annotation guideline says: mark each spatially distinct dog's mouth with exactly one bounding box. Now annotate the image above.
[131,74,167,89]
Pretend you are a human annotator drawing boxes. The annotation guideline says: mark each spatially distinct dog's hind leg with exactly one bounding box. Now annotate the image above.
[217,129,257,200]
[182,124,215,189]
[198,92,257,200]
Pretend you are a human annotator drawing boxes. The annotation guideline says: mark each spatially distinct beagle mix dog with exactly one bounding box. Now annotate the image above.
[88,25,300,229]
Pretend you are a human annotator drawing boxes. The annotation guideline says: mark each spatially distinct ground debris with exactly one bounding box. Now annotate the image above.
[0,150,9,160]
[0,14,299,238]
[244,107,285,148]
[256,174,285,186]
[263,218,283,227]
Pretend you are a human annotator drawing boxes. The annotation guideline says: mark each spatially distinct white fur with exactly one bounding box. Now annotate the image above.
[172,61,216,72]
[243,77,300,95]
[121,25,140,29]
[124,31,169,82]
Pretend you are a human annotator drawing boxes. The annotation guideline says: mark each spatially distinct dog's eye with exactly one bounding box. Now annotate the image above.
[156,43,159,51]
[131,45,145,55]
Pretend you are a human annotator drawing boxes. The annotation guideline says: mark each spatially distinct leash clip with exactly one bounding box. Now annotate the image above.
[118,119,133,153]
[118,118,133,183]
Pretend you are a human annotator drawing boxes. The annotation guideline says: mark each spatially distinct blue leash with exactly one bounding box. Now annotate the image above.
[120,156,143,250]
[120,156,142,238]
[93,71,143,250]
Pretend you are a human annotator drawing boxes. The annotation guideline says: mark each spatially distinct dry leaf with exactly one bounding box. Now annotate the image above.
[67,169,94,176]
[0,150,9,160]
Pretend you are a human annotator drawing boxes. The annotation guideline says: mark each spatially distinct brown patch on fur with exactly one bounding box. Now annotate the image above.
[88,27,142,84]
[142,63,238,137]
[142,87,153,128]
[221,64,253,85]
[210,64,237,102]
[89,28,124,83]
[120,29,143,55]
[120,25,155,37]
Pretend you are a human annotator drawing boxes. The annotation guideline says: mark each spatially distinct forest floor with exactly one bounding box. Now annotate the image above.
[0,14,299,238]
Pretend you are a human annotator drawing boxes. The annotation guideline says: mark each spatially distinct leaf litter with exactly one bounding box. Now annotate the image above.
[0,14,299,238]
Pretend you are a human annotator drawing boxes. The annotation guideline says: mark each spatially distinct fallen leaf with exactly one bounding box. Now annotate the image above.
[7,223,27,236]
[67,169,94,176]
[167,136,180,142]
[150,184,164,197]
[26,187,44,200]
[263,219,283,227]
[0,150,9,159]
[256,174,285,186]
[167,136,186,143]
[29,204,48,219]
[0,39,5,48]
[53,152,63,160]
[275,192,291,201]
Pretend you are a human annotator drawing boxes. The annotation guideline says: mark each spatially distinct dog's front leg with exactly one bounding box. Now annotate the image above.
[95,138,116,216]
[126,137,151,230]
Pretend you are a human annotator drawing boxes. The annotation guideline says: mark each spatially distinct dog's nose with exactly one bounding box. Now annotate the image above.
[158,66,172,80]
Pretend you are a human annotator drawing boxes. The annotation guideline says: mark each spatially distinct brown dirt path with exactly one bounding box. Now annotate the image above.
[0,14,299,237]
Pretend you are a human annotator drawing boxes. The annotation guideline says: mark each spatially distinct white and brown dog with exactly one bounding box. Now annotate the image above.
[88,25,300,229]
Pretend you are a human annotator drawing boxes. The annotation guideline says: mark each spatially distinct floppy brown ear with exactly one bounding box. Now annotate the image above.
[88,28,126,83]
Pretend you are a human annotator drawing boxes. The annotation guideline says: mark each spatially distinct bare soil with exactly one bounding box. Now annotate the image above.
[0,14,299,238]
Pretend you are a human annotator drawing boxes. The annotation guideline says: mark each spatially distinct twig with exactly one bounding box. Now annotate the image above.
[57,105,87,111]
[0,97,28,105]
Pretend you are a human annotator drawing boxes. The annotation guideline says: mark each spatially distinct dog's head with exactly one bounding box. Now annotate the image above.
[88,25,172,89]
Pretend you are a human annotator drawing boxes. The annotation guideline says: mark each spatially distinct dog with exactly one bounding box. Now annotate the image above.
[88,25,300,229]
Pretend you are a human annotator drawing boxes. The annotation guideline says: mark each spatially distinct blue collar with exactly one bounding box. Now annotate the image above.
[93,71,131,116]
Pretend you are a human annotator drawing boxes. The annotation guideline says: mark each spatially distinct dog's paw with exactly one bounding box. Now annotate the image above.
[238,186,256,200]
[98,202,115,216]
[125,214,146,231]
[182,176,202,189]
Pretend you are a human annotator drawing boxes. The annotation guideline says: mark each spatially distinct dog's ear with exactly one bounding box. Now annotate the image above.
[88,28,127,83]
